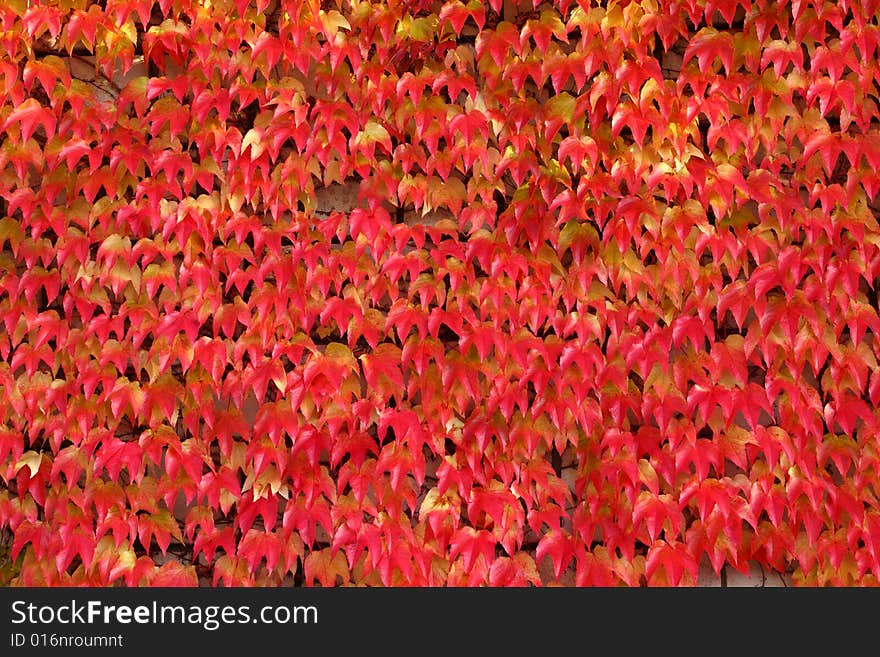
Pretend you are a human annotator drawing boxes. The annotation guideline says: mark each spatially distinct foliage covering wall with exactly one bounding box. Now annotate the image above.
[2,0,880,586]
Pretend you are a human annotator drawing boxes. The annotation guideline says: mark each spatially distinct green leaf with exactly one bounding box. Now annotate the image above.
[546,92,577,124]
[398,15,439,41]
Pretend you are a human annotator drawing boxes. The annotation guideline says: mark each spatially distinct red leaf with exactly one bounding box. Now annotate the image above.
[5,98,56,142]
[536,529,575,579]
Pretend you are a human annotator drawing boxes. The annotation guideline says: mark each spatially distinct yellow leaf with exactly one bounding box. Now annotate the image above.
[219,490,237,514]
[320,9,351,34]
[120,20,137,45]
[99,234,131,256]
[512,552,540,582]
[6,0,27,14]
[0,217,23,248]
[397,15,438,41]
[14,451,43,477]
[253,466,282,500]
[356,120,391,149]
[637,459,659,492]
[420,487,460,515]
[600,4,624,33]
[116,545,137,571]
[227,190,245,213]
[241,127,265,160]
[111,260,141,293]
[324,342,355,366]
[305,547,350,586]
[538,10,566,38]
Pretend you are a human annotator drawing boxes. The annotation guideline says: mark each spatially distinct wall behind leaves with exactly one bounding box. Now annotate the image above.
[1,0,880,586]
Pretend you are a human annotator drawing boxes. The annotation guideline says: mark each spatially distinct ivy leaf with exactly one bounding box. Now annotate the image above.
[5,98,56,142]
[23,56,70,94]
[489,552,541,586]
[536,529,575,579]
[645,540,698,586]
[304,547,350,586]
[355,119,392,154]
[449,526,496,572]
[14,451,43,478]
[683,28,734,74]
[319,9,351,36]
